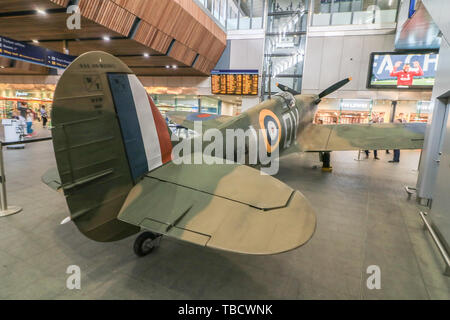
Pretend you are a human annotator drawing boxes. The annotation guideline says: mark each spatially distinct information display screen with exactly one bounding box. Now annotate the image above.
[211,70,258,95]
[367,51,439,89]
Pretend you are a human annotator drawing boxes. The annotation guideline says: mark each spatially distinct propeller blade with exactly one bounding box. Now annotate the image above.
[317,77,352,101]
[276,83,300,95]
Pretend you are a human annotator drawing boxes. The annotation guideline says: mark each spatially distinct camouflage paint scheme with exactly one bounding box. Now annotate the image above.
[45,51,317,255]
[44,51,425,255]
[168,93,425,156]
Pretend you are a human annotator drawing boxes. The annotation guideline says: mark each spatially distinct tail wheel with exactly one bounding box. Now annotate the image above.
[133,231,161,257]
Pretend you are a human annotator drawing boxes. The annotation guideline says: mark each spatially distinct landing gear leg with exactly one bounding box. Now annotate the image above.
[133,231,162,257]
[321,152,332,172]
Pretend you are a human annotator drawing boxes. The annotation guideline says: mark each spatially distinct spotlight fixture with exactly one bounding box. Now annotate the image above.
[103,36,111,41]
[172,65,177,69]
[36,9,47,15]
[143,53,149,58]
[165,65,170,69]
[32,39,39,43]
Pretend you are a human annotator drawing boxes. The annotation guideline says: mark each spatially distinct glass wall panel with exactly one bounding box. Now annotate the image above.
[312,0,399,26]
[228,1,239,30]
[251,0,265,29]
[262,1,308,97]
[201,96,221,113]
[198,0,265,30]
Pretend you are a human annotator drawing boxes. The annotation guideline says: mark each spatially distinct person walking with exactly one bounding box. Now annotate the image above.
[40,105,48,128]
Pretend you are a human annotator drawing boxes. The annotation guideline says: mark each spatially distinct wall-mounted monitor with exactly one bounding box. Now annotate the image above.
[367,51,439,89]
[211,70,259,95]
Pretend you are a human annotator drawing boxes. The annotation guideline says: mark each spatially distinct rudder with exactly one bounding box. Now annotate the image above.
[51,51,171,242]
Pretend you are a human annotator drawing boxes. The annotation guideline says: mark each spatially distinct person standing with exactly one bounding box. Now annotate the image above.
[365,149,379,160]
[365,118,379,160]
[17,101,28,118]
[40,105,48,128]
[25,109,35,137]
[389,149,400,163]
[389,119,403,163]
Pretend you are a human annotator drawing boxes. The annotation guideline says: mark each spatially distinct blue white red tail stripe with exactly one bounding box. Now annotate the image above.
[108,73,172,182]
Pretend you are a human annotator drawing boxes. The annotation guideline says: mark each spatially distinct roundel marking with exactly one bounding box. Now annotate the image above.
[186,112,220,121]
[259,109,281,153]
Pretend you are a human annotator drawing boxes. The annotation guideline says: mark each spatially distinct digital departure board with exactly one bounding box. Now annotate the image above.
[211,70,259,95]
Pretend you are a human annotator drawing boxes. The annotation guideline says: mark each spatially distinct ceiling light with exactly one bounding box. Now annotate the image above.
[0,66,5,69]
[103,36,111,41]
[172,65,177,69]
[32,39,39,43]
[36,9,47,15]
[165,65,170,69]
[143,53,149,58]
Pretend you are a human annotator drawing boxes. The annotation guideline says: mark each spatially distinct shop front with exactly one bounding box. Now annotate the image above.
[395,100,432,123]
[0,88,54,123]
[150,93,241,117]
[315,98,432,124]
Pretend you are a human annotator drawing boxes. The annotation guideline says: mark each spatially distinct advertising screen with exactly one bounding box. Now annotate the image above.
[367,52,439,89]
[211,70,259,95]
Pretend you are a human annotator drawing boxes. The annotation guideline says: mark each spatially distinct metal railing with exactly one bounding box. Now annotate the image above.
[419,211,450,277]
[0,137,52,217]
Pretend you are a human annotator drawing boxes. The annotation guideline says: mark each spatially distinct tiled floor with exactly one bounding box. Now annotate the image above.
[0,138,449,299]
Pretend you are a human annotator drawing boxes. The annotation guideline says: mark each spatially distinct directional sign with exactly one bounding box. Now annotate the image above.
[0,35,76,69]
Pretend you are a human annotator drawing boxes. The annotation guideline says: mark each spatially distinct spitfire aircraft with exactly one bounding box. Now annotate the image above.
[42,51,425,257]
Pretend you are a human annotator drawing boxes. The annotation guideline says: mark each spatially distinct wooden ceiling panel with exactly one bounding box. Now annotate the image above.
[34,41,66,53]
[0,58,49,75]
[78,0,135,37]
[0,0,226,76]
[0,0,65,13]
[194,55,216,75]
[0,57,13,68]
[134,21,173,54]
[119,56,181,67]
[110,0,225,73]
[0,13,122,41]
[130,67,205,77]
[168,41,197,67]
[67,39,161,56]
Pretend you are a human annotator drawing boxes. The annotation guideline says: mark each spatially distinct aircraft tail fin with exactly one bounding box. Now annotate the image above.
[51,51,172,242]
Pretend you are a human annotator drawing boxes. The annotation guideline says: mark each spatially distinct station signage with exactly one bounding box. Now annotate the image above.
[0,35,76,69]
[15,91,31,97]
[340,99,372,111]
[211,69,259,96]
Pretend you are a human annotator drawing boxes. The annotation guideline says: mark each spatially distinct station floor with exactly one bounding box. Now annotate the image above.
[0,136,449,299]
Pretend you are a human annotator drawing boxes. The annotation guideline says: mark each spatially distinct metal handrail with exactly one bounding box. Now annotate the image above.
[1,136,52,146]
[419,211,450,277]
[0,136,53,217]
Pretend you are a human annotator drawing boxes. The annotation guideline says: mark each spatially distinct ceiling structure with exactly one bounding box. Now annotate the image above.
[0,0,227,77]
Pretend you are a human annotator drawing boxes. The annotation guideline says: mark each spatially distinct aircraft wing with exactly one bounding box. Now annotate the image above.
[41,167,62,191]
[298,122,426,152]
[117,156,316,255]
[167,111,232,132]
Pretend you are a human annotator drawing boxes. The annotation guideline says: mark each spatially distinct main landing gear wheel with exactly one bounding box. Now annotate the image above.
[133,231,162,257]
